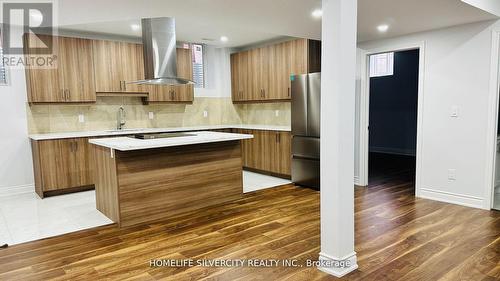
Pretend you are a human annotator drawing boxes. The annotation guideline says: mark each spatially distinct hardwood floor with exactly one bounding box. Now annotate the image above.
[0,171,498,280]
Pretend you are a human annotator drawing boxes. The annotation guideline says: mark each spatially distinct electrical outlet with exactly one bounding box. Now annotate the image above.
[275,110,279,117]
[448,169,456,180]
[148,112,154,120]
[203,110,208,118]
[78,114,85,123]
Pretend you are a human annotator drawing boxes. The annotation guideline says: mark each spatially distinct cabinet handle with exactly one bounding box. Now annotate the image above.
[288,87,291,97]
[61,89,65,101]
[74,141,78,151]
[123,81,127,91]
[64,89,69,101]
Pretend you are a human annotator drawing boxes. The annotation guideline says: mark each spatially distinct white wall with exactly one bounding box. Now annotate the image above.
[0,67,34,196]
[357,20,500,209]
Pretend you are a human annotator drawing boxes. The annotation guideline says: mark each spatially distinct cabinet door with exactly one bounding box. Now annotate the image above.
[289,39,308,76]
[171,84,194,102]
[59,37,96,102]
[247,48,261,101]
[120,42,148,93]
[234,51,250,101]
[259,46,271,100]
[176,48,193,81]
[24,34,63,102]
[37,140,61,191]
[92,40,123,92]
[230,53,241,101]
[71,138,94,187]
[173,48,194,101]
[276,131,291,175]
[268,42,291,100]
[151,85,174,102]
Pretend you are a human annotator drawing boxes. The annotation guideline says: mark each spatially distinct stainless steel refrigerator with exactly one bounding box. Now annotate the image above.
[291,72,320,189]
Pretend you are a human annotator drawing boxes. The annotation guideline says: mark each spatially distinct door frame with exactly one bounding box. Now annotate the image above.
[485,30,500,210]
[358,41,426,196]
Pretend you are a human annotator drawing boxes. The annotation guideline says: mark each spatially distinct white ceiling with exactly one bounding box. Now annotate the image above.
[47,0,498,47]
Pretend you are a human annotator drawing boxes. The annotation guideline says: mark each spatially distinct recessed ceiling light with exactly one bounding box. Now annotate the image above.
[220,36,228,42]
[130,24,141,31]
[311,9,322,19]
[377,24,389,33]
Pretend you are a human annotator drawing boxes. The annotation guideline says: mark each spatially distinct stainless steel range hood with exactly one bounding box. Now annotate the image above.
[130,17,194,86]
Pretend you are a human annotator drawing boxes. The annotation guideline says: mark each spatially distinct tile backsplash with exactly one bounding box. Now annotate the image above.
[27,97,291,134]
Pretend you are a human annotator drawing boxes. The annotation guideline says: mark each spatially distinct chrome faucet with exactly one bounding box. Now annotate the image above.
[117,106,126,130]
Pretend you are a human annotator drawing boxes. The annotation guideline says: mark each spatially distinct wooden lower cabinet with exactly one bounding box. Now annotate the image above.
[31,128,291,198]
[31,138,94,198]
[233,129,291,177]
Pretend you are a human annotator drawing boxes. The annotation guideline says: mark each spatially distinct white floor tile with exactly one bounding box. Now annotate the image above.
[0,190,112,245]
[243,171,291,193]
[0,172,288,245]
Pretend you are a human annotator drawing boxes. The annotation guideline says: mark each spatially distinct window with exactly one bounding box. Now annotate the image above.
[191,44,204,88]
[0,36,7,86]
[369,52,394,78]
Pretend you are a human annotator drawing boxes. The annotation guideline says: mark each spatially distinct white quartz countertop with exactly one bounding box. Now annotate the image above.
[89,131,254,151]
[29,124,290,141]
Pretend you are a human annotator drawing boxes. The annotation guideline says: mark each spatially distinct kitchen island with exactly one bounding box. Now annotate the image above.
[90,131,253,227]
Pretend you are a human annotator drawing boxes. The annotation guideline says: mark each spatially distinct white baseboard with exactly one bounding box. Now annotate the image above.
[0,184,35,197]
[318,251,358,278]
[418,188,485,209]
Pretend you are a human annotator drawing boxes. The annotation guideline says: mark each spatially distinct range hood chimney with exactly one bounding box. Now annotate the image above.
[131,17,194,85]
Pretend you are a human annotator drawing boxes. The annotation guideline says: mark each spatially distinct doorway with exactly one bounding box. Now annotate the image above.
[359,46,424,189]
[490,31,500,211]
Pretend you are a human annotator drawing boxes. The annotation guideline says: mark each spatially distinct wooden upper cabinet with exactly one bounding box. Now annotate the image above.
[230,51,249,102]
[93,40,148,93]
[59,37,96,102]
[24,34,62,102]
[289,38,308,76]
[24,34,96,103]
[230,53,241,101]
[230,38,320,103]
[149,47,194,103]
[119,42,148,93]
[247,48,261,101]
[269,42,291,100]
[92,40,122,92]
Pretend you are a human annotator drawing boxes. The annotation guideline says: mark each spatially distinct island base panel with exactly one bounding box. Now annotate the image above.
[94,141,243,227]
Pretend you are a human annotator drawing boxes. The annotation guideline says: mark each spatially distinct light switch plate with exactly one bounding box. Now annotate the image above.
[203,110,208,118]
[148,112,154,120]
[450,106,459,117]
[448,169,456,180]
[275,110,279,117]
[78,114,85,123]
